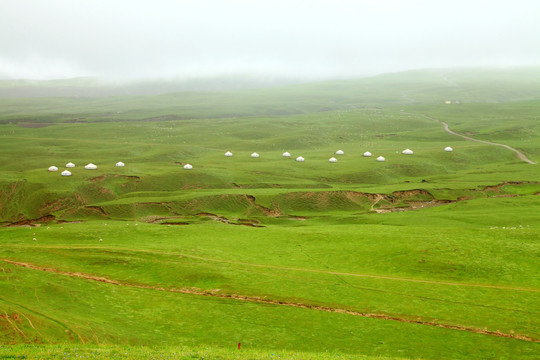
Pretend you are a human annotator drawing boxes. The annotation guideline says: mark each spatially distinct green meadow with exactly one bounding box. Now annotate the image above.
[0,68,539,359]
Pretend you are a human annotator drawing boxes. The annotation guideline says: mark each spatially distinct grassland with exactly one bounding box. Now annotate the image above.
[0,344,402,360]
[0,68,539,359]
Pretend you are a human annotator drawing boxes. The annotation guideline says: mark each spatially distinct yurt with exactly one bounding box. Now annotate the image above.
[335,150,344,155]
[251,152,260,158]
[183,164,193,170]
[444,146,453,152]
[295,156,305,162]
[376,156,386,162]
[402,149,414,155]
[116,161,125,167]
[85,163,97,170]
[225,151,233,157]
[65,162,75,168]
[282,152,291,157]
[363,151,372,157]
[48,166,58,172]
[61,170,72,176]
[329,157,338,163]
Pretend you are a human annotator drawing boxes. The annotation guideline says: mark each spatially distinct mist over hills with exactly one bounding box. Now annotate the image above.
[1,67,539,102]
[1,63,539,359]
[2,1,539,357]
[0,74,305,98]
[1,67,539,127]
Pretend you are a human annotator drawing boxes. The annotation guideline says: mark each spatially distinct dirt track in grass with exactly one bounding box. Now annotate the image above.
[413,112,537,164]
[3,244,539,292]
[2,258,538,343]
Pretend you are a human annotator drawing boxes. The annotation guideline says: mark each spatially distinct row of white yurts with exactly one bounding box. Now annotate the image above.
[223,146,454,163]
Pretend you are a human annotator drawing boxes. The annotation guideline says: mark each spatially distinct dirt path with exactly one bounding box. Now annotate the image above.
[2,310,27,339]
[0,294,85,343]
[420,113,536,164]
[439,73,459,87]
[369,194,386,212]
[2,258,539,343]
[4,245,539,293]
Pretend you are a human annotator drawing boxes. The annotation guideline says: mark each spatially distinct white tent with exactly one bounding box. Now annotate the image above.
[225,151,233,157]
[65,162,75,168]
[116,161,125,167]
[376,156,386,162]
[335,150,344,155]
[363,151,372,157]
[295,156,305,162]
[48,166,58,172]
[61,170,72,176]
[85,163,97,170]
[444,146,453,152]
[282,152,291,157]
[184,164,193,170]
[251,152,260,158]
[402,149,414,155]
[329,157,338,163]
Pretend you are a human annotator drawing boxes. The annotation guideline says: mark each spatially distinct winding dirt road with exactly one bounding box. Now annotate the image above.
[421,114,537,164]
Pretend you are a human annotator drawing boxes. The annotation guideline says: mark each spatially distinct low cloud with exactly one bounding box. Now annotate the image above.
[1,0,539,80]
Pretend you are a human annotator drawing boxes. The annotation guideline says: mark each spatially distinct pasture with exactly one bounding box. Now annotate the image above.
[0,69,539,359]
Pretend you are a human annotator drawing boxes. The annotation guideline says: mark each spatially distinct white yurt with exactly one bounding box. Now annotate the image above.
[183,164,193,170]
[363,151,372,157]
[65,162,75,168]
[335,150,344,155]
[376,156,386,162]
[225,151,233,157]
[48,166,58,172]
[61,170,72,176]
[329,157,338,163]
[282,152,291,157]
[295,156,305,162]
[251,152,260,158]
[445,146,453,152]
[85,163,97,170]
[402,149,414,155]
[116,161,125,167]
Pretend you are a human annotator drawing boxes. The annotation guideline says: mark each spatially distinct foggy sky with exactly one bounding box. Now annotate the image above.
[1,0,539,80]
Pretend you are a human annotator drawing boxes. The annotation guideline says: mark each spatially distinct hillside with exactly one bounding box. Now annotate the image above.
[0,75,304,98]
[1,67,540,126]
[0,68,539,359]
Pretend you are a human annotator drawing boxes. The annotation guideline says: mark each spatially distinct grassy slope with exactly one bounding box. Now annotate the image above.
[0,68,539,359]
[1,105,538,222]
[0,345,402,360]
[1,67,540,123]
[1,220,539,359]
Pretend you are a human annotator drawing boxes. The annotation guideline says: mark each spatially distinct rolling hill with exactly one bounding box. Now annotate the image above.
[0,68,539,359]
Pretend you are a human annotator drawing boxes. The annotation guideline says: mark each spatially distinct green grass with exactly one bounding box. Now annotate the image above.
[0,68,539,359]
[0,344,401,359]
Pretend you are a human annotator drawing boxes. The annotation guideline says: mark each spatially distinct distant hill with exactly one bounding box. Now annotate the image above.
[1,66,539,359]
[1,67,539,102]
[0,75,304,98]
[1,67,539,125]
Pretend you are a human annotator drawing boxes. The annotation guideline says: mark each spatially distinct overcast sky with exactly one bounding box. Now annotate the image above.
[1,0,539,80]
